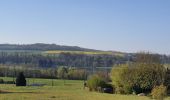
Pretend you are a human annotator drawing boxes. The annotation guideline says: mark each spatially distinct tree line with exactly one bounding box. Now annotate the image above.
[0,65,87,80]
[0,52,127,68]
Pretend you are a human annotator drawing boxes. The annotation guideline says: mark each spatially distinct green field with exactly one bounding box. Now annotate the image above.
[44,50,125,57]
[0,77,169,100]
[0,50,125,56]
[44,50,113,55]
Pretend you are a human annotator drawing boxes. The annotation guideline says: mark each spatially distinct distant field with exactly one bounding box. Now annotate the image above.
[44,50,113,55]
[0,50,125,57]
[0,77,169,100]
[44,50,125,57]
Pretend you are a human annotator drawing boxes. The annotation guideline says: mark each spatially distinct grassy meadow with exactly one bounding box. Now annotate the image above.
[0,77,169,100]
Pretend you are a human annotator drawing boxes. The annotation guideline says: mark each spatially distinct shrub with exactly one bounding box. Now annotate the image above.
[0,79,4,84]
[111,64,134,94]
[4,81,15,84]
[111,62,166,94]
[16,72,26,86]
[151,85,167,100]
[87,75,106,91]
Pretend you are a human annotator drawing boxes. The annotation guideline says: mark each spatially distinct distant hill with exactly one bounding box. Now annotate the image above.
[0,43,98,51]
[0,43,170,69]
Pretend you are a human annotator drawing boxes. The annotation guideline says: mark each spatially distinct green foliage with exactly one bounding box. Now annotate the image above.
[67,68,86,80]
[16,72,26,86]
[111,53,166,94]
[57,67,68,79]
[164,69,170,94]
[0,79,4,83]
[111,64,134,94]
[87,74,106,91]
[151,85,167,100]
[134,63,166,91]
[0,66,85,80]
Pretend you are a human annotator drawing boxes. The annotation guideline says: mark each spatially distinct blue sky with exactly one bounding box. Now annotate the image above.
[0,0,170,54]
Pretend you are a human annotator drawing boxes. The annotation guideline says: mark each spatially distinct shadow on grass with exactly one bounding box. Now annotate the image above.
[0,90,43,94]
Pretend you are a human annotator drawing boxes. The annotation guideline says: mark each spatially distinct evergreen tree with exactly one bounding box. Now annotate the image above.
[16,72,26,86]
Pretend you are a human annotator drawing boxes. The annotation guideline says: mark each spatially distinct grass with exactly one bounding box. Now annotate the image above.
[0,77,170,100]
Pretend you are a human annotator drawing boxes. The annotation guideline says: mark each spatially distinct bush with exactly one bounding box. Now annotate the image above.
[16,72,26,86]
[0,79,4,84]
[87,75,106,91]
[151,85,167,100]
[111,64,134,94]
[111,62,166,94]
[4,81,15,84]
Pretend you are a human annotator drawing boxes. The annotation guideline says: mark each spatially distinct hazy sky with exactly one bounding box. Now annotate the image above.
[0,0,170,54]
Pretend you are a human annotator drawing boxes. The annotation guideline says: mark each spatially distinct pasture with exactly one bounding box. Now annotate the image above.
[0,77,169,100]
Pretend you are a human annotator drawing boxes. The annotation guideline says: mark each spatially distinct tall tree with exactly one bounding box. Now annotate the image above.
[16,72,26,86]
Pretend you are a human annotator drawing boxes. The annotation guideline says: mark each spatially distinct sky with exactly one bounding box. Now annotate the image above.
[0,0,170,54]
